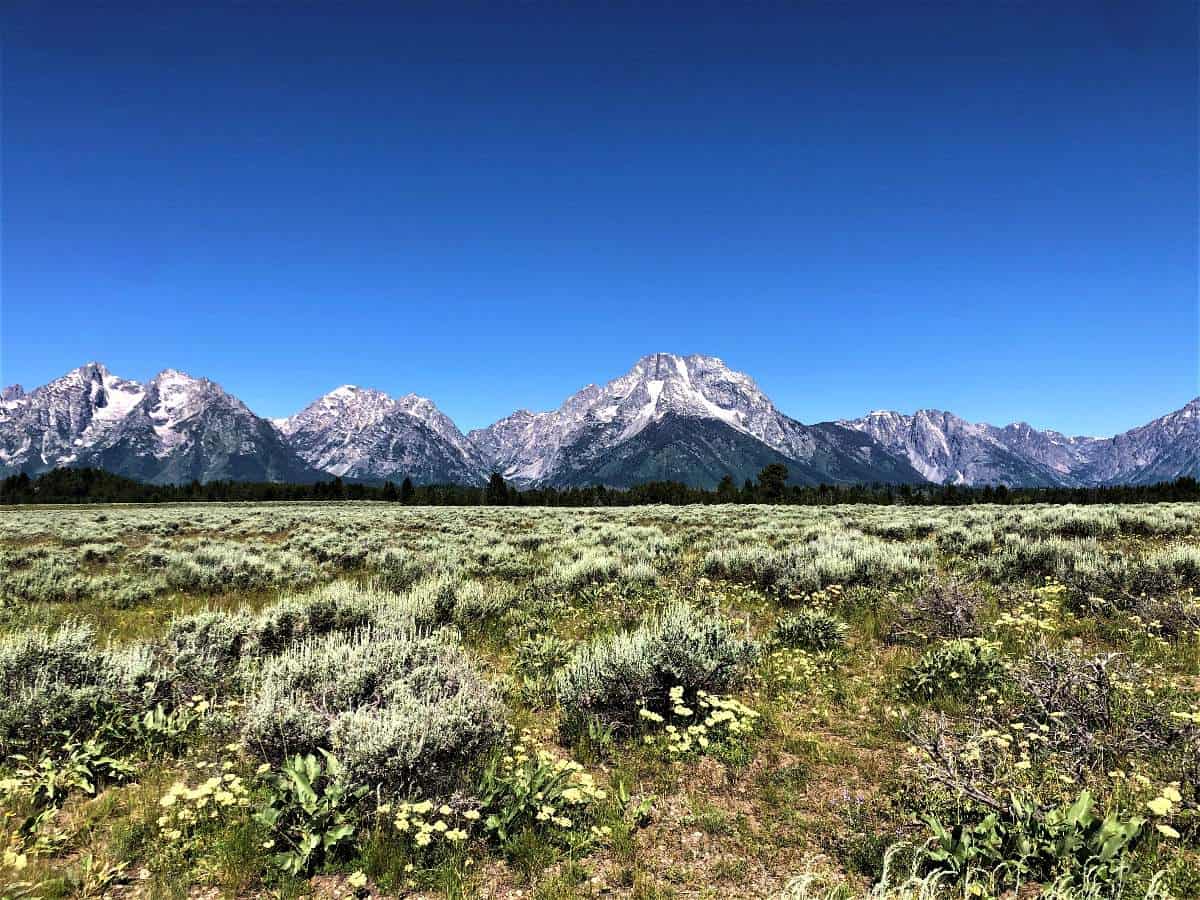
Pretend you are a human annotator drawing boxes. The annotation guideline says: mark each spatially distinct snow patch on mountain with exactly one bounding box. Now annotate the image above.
[279,385,486,484]
[469,352,910,487]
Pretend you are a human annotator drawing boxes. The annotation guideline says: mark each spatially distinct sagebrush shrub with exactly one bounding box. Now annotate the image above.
[555,602,757,737]
[254,583,384,654]
[161,582,437,698]
[241,628,505,797]
[0,621,157,752]
[703,531,926,596]
[162,609,257,697]
[1,557,93,604]
[163,545,315,594]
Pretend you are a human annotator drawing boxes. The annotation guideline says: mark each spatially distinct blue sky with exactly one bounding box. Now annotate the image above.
[2,2,1196,436]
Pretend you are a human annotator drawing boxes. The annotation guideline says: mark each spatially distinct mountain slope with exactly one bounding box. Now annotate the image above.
[5,359,1196,489]
[842,399,1200,487]
[470,353,926,488]
[0,363,146,476]
[841,409,1076,487]
[0,365,319,484]
[1073,398,1200,486]
[277,386,487,485]
[87,370,319,484]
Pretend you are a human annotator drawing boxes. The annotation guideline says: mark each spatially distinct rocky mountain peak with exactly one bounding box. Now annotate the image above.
[3,359,1197,490]
[279,383,485,485]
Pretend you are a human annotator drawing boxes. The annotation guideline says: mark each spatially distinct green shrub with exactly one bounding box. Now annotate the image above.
[922,790,1145,886]
[476,742,607,846]
[162,583,435,699]
[161,609,256,697]
[514,633,575,706]
[773,610,848,651]
[163,546,315,594]
[254,583,384,654]
[555,602,757,738]
[899,638,1006,702]
[253,751,364,876]
[1,558,92,604]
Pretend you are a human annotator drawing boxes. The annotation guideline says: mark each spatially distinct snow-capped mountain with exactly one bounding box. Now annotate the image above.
[1072,398,1200,486]
[0,363,146,474]
[4,358,1197,489]
[840,409,1075,487]
[468,353,925,488]
[0,364,317,484]
[277,386,487,485]
[842,399,1200,487]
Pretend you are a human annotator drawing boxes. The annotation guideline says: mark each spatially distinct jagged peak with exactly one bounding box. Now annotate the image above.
[48,361,113,384]
[316,384,393,404]
[151,367,206,386]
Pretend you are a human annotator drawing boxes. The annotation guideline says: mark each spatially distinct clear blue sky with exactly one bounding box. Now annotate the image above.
[2,2,1196,436]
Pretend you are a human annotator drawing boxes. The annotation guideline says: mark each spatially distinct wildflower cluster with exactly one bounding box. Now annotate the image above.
[1169,703,1200,726]
[2,834,28,874]
[639,687,759,756]
[960,717,1066,782]
[991,582,1064,642]
[900,638,1007,702]
[157,762,251,845]
[785,583,844,608]
[477,732,608,845]
[384,798,477,848]
[761,646,821,697]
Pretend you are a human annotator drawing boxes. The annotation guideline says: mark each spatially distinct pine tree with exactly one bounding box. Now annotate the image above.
[716,474,736,501]
[400,476,415,504]
[756,463,789,502]
[486,472,509,506]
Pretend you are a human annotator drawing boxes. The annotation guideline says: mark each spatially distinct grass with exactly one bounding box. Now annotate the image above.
[0,501,1197,897]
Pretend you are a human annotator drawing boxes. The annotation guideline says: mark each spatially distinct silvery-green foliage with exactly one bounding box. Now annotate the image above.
[0,621,157,752]
[555,601,757,736]
[79,541,125,563]
[162,608,258,696]
[449,579,509,625]
[162,582,437,696]
[1,556,93,604]
[978,535,1105,583]
[242,628,504,797]
[703,530,927,596]
[369,544,464,591]
[545,551,623,593]
[163,544,316,594]
[254,583,384,653]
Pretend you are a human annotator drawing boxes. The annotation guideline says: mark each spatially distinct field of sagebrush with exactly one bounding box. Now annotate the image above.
[1,501,1198,899]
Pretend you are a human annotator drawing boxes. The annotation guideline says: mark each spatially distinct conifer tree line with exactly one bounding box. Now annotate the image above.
[2,466,1199,507]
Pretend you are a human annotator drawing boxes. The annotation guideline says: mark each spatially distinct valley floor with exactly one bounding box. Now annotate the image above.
[1,502,1198,899]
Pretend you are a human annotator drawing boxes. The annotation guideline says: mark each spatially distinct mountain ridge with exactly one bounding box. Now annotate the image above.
[2,356,1196,488]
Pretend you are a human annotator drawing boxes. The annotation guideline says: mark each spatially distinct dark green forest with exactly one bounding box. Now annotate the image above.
[2,466,1199,507]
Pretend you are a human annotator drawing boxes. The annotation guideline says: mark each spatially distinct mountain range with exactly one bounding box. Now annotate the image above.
[2,354,1196,490]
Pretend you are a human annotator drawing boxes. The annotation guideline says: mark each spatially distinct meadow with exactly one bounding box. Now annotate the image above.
[0,501,1198,899]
